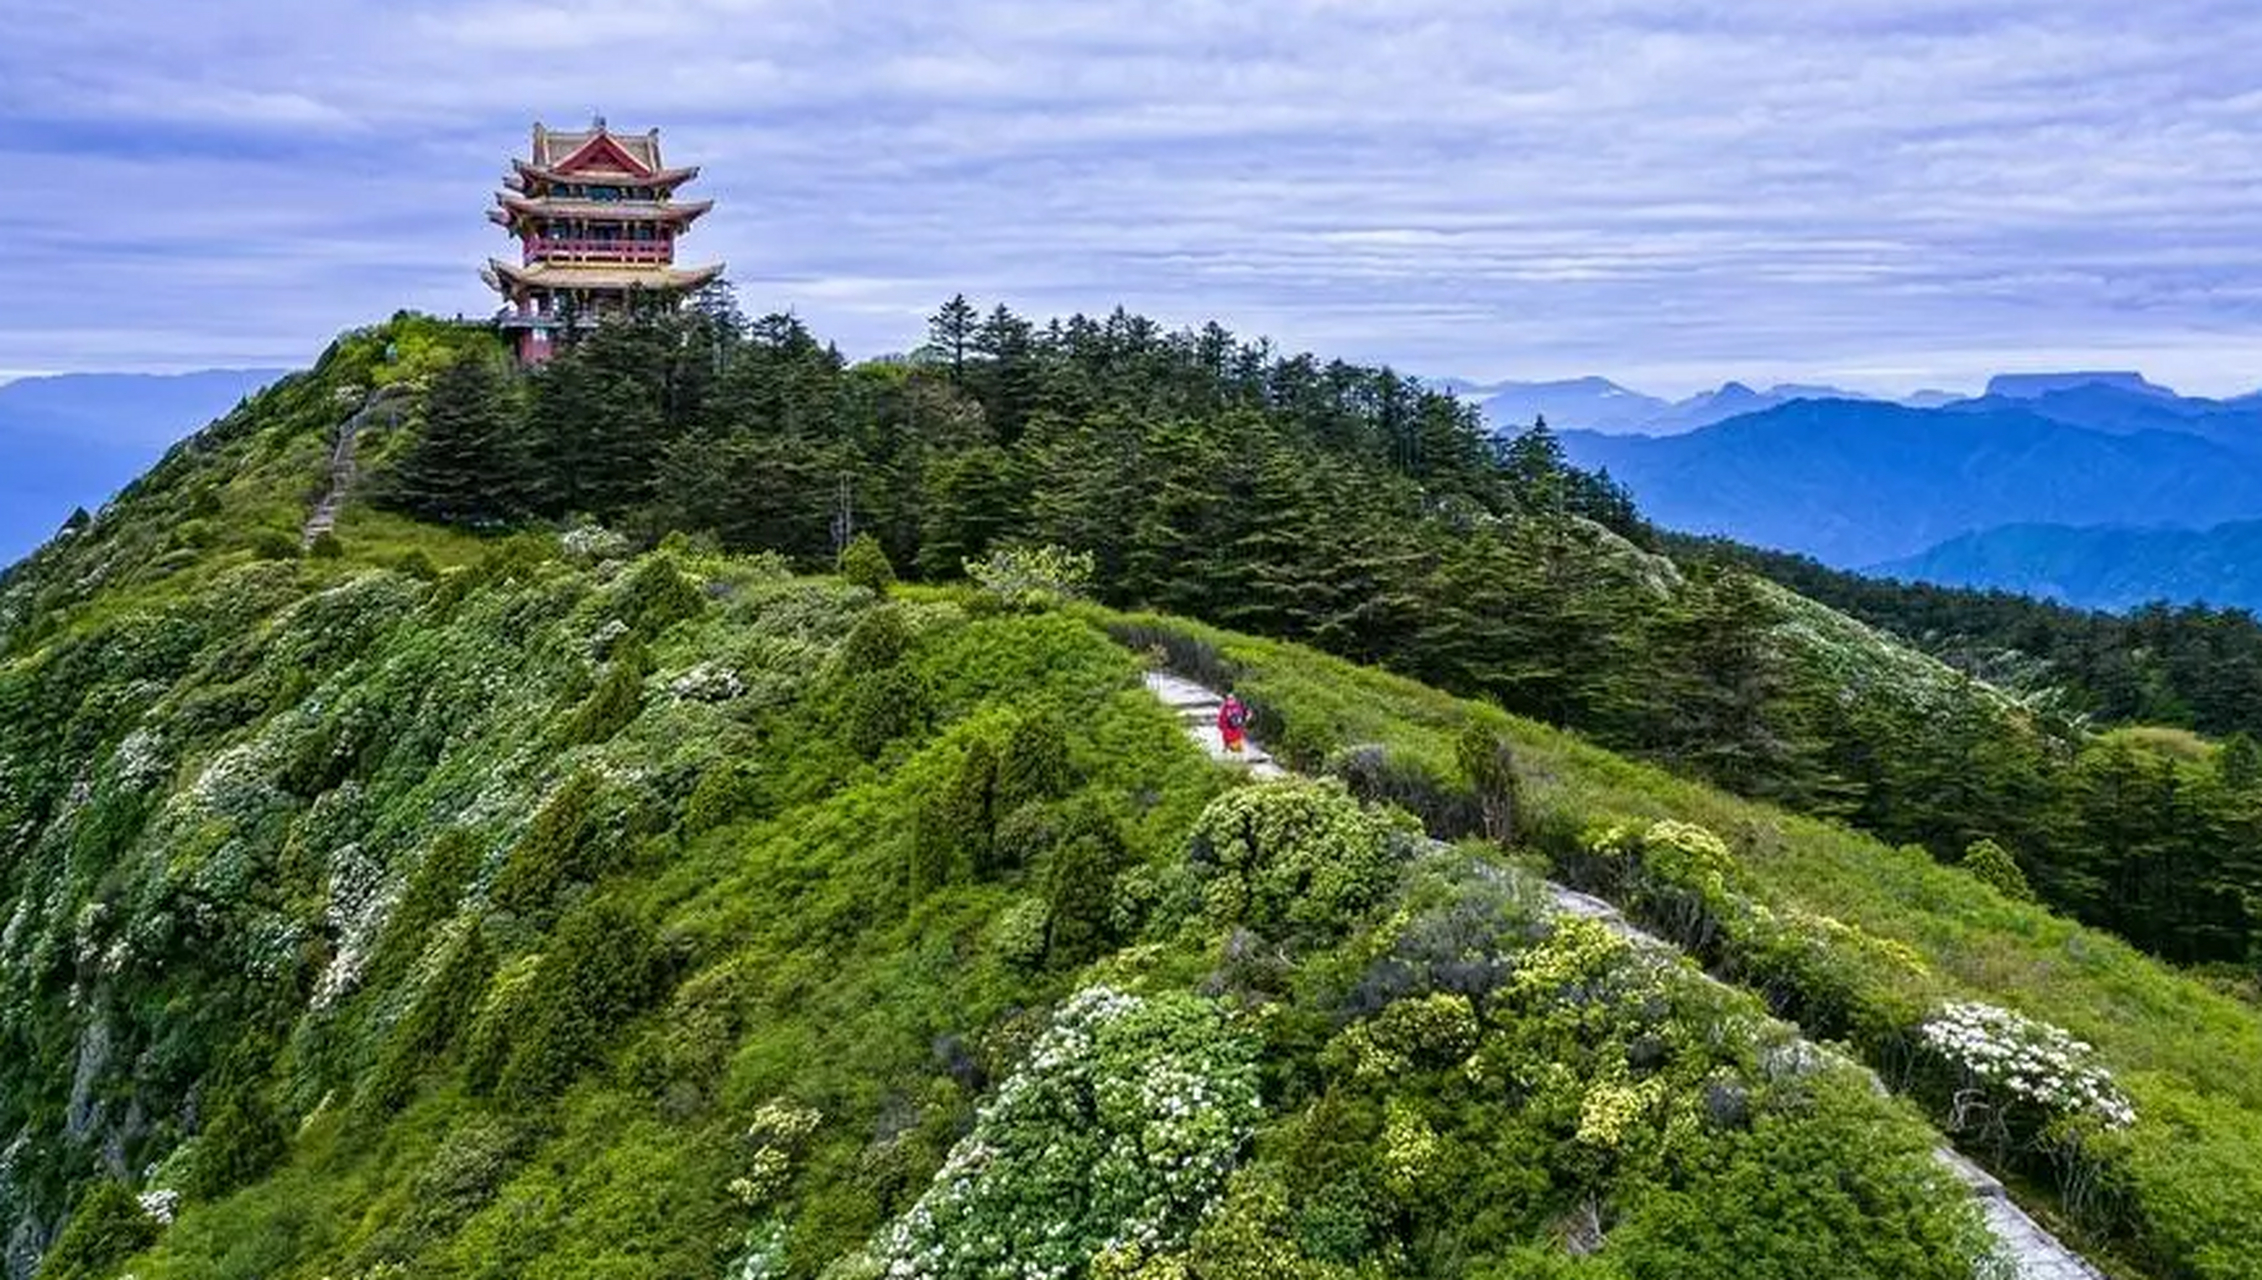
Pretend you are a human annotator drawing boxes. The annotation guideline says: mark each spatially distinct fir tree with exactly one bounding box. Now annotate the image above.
[384,352,527,525]
[926,294,979,385]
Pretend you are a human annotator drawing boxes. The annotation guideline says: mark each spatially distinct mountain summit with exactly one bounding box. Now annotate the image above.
[1983,370,2177,400]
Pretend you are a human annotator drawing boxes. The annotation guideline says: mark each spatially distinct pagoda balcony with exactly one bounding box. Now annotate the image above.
[526,238,676,263]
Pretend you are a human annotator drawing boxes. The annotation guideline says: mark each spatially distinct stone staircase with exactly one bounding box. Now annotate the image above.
[302,386,408,546]
[1141,666,2106,1280]
[1141,671,1287,778]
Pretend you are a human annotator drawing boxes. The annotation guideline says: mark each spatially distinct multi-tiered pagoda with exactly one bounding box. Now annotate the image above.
[482,118,724,364]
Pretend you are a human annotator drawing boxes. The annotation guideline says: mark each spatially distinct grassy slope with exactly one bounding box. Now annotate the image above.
[1103,608,2262,1278]
[3,536,1990,1280]
[4,316,2252,1279]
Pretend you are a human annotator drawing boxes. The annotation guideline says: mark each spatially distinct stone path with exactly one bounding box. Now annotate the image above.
[1140,666,2105,1280]
[302,386,408,546]
[1141,671,1287,779]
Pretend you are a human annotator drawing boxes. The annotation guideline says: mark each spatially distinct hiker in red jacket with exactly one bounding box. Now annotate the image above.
[1218,691,1249,754]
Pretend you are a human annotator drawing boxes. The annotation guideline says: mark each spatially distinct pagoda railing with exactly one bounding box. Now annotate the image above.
[527,238,675,263]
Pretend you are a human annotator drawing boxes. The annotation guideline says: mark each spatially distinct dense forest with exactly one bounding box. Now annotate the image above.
[358,294,2262,974]
[1680,533,2262,740]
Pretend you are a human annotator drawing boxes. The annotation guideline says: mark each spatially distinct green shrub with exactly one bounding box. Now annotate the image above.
[390,549,441,580]
[491,770,603,921]
[247,528,300,560]
[963,544,1095,610]
[912,739,997,895]
[1960,838,2034,902]
[364,926,494,1114]
[994,713,1075,816]
[35,1180,159,1280]
[365,828,485,989]
[838,533,896,596]
[987,896,1053,969]
[837,605,911,675]
[498,897,661,1104]
[855,987,1260,1277]
[682,762,762,836]
[308,530,344,559]
[1578,819,1740,956]
[185,1079,287,1200]
[838,666,932,760]
[1189,778,1415,940]
[1044,801,1130,965]
[1456,722,1519,844]
[993,800,1063,872]
[561,641,646,746]
[612,554,706,640]
[462,955,543,1096]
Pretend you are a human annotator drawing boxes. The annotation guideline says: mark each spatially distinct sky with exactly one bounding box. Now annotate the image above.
[4,0,2262,397]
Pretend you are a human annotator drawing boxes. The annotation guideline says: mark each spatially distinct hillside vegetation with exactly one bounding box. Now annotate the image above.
[344,300,2262,969]
[0,312,2256,1279]
[1680,533,2262,750]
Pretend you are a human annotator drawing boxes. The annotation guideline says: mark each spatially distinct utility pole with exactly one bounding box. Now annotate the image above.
[830,474,856,557]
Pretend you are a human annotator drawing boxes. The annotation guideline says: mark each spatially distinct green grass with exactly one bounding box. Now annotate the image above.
[1099,606,2262,1280]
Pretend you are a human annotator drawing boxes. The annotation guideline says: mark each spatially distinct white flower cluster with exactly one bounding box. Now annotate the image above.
[110,728,168,790]
[865,985,1258,1280]
[1919,1001,2135,1130]
[180,739,280,825]
[560,524,632,561]
[310,841,391,1011]
[668,661,746,703]
[137,1186,181,1224]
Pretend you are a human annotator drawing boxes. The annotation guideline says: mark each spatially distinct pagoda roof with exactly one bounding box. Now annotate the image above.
[536,119,659,170]
[483,258,725,293]
[493,194,713,224]
[510,157,700,190]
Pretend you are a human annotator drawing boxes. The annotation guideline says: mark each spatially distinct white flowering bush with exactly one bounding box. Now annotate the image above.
[668,661,746,703]
[560,523,633,562]
[1918,1002,2135,1133]
[729,1098,824,1207]
[861,986,1259,1279]
[136,1185,181,1224]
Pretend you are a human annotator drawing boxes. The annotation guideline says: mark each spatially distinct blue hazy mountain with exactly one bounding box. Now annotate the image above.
[1943,381,2262,452]
[1871,520,2262,612]
[0,369,285,567]
[1982,371,2177,400]
[1558,398,2262,566]
[1472,377,1880,435]
[1472,377,1671,434]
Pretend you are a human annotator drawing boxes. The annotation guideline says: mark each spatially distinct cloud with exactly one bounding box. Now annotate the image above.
[3,0,2261,396]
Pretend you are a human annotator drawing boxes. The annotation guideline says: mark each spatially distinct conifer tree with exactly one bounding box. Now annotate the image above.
[926,294,979,385]
[384,351,527,525]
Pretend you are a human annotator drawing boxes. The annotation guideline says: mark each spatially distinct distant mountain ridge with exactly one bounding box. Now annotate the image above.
[1871,520,2262,613]
[1984,371,2176,400]
[1467,377,1889,436]
[1453,367,2262,439]
[1557,397,2262,566]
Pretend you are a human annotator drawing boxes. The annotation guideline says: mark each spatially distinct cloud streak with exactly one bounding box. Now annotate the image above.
[4,0,2261,396]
